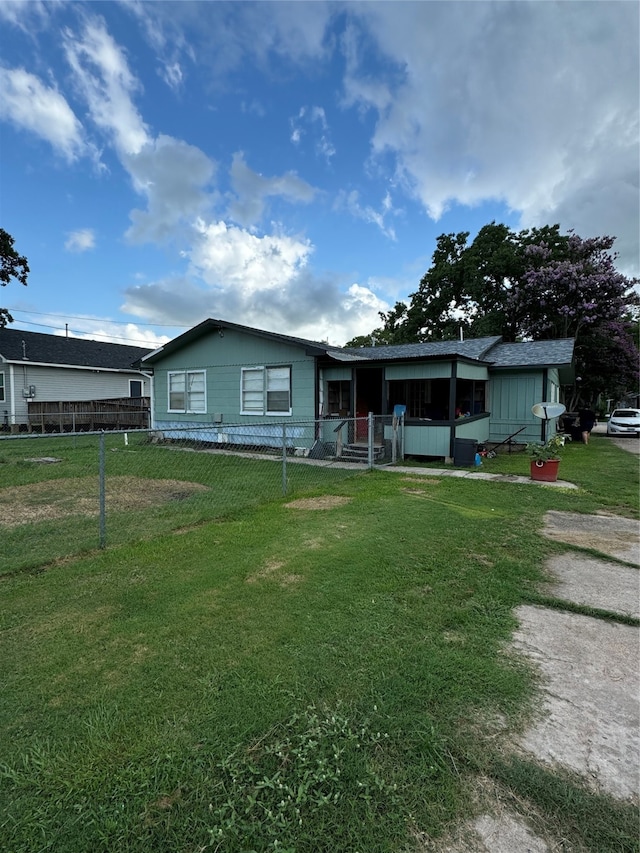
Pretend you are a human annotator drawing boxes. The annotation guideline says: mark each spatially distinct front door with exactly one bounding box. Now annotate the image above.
[355,368,383,440]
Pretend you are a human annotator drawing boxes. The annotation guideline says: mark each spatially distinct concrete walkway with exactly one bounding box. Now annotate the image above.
[422,489,639,852]
[387,465,578,489]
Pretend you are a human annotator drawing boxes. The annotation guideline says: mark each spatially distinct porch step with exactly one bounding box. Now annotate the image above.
[337,443,385,463]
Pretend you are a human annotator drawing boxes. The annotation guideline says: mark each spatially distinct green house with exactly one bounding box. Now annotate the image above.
[141,319,574,459]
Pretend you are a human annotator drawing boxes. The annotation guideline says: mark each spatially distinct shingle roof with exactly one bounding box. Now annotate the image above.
[142,318,332,363]
[332,336,503,363]
[487,338,575,368]
[142,317,575,371]
[0,328,152,370]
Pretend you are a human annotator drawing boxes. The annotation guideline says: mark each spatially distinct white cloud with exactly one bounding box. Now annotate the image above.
[343,2,639,271]
[122,222,389,345]
[189,219,312,294]
[124,135,217,244]
[227,152,317,227]
[335,189,398,240]
[65,229,96,253]
[63,15,150,156]
[289,105,336,163]
[0,67,88,162]
[0,1,48,31]
[160,61,183,91]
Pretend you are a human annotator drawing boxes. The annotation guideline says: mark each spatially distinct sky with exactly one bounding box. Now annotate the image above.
[0,0,638,350]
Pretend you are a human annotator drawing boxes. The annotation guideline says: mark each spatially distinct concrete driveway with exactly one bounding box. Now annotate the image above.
[594,421,640,453]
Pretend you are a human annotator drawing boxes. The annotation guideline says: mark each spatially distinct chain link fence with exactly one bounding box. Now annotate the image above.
[0,415,404,574]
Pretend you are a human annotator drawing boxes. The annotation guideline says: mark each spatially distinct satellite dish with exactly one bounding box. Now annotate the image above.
[532,402,566,420]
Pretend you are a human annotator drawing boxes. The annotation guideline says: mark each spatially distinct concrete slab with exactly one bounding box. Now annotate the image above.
[388,467,578,488]
[513,605,640,801]
[544,553,640,619]
[542,510,640,566]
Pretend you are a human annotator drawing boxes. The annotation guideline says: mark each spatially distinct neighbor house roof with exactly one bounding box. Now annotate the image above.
[0,328,152,370]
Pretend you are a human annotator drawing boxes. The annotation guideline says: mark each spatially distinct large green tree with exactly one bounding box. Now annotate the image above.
[346,223,639,406]
[0,228,29,327]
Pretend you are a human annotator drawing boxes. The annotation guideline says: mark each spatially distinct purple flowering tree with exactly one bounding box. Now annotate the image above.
[509,233,639,407]
[350,224,638,407]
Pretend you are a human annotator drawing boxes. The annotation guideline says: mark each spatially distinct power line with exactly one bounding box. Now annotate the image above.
[6,307,190,329]
[5,318,170,347]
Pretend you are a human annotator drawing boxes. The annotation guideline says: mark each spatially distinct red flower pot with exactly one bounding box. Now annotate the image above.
[530,459,560,482]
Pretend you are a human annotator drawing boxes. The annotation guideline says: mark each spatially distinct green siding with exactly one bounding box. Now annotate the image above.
[322,366,352,381]
[458,362,489,380]
[152,327,317,424]
[404,425,450,456]
[455,416,490,441]
[488,370,545,443]
[385,361,451,380]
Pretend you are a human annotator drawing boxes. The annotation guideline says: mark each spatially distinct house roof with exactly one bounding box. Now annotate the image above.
[330,336,503,363]
[142,317,575,371]
[487,338,575,368]
[142,317,333,363]
[0,328,152,370]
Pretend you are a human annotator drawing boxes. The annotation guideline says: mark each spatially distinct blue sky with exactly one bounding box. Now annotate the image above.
[1,1,638,349]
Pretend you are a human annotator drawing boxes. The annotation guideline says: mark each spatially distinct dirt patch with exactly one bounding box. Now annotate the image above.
[246,559,285,583]
[246,560,303,588]
[401,476,442,485]
[284,495,352,510]
[542,510,640,565]
[279,573,303,587]
[0,476,208,527]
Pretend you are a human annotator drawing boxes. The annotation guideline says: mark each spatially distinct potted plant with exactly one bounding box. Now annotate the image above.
[526,433,569,482]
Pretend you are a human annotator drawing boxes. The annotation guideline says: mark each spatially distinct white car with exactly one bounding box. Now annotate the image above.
[607,408,640,436]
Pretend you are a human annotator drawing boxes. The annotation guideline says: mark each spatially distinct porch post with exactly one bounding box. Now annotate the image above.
[368,411,374,469]
[448,360,458,459]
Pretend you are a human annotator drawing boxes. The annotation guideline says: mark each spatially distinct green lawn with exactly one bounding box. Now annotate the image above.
[1,433,638,852]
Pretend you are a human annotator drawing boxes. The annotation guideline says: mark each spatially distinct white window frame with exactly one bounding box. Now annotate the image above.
[168,370,206,413]
[0,371,4,403]
[241,365,292,416]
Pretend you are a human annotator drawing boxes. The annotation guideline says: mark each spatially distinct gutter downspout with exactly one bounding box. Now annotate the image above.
[9,363,16,427]
[140,371,155,430]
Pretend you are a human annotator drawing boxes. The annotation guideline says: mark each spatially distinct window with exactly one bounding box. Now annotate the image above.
[129,379,143,398]
[388,378,450,419]
[327,380,351,415]
[456,379,486,416]
[241,366,291,415]
[0,372,4,403]
[168,370,206,413]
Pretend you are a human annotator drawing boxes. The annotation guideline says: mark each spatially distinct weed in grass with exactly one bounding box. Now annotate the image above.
[206,703,406,852]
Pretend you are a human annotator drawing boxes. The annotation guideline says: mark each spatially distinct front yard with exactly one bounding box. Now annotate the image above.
[1,435,637,851]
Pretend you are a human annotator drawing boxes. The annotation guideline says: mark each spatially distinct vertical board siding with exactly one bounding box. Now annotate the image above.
[489,370,543,443]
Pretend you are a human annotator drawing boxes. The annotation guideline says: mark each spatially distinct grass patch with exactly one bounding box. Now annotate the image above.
[490,757,640,853]
[1,434,638,850]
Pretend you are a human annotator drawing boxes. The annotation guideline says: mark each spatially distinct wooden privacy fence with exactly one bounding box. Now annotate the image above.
[27,398,150,433]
